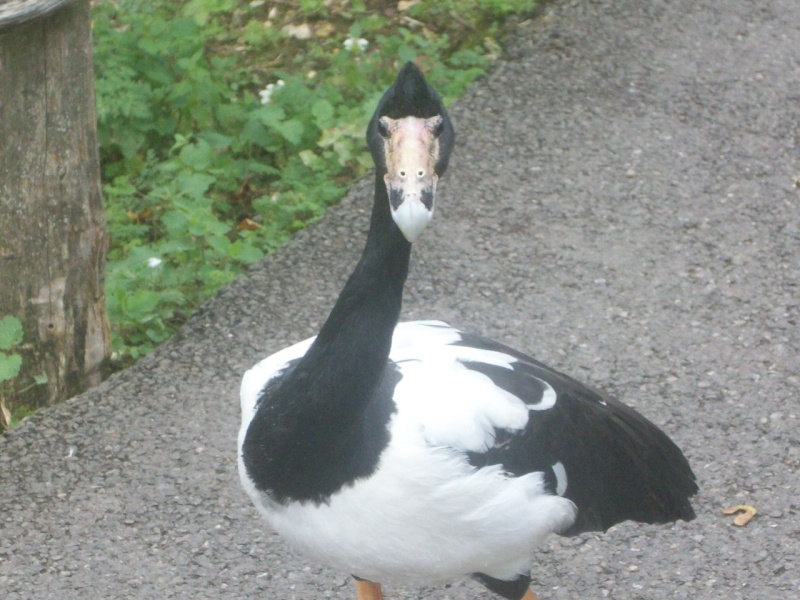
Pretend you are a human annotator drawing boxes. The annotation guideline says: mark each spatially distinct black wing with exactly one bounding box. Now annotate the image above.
[457,332,698,536]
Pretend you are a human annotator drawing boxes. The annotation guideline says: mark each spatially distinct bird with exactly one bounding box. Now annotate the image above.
[238,62,698,600]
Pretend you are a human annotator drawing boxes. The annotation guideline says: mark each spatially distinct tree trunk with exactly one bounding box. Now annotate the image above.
[0,0,111,413]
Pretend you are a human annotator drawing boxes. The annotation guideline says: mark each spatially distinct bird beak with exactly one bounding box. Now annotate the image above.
[381,115,442,243]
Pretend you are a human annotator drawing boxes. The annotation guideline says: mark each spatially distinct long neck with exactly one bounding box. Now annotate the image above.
[317,172,411,334]
[242,174,411,504]
[297,172,410,411]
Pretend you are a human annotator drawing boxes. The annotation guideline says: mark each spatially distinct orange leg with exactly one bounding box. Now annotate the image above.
[355,579,384,600]
[521,589,540,600]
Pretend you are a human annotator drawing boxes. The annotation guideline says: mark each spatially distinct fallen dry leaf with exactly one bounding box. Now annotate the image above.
[283,23,313,40]
[398,0,420,11]
[722,504,757,526]
[237,218,260,231]
[0,397,11,431]
[126,209,153,222]
[315,22,335,38]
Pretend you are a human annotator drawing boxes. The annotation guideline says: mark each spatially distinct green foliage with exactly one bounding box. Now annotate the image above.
[0,353,22,385]
[93,0,537,364]
[0,316,48,431]
[0,316,24,384]
[0,316,24,349]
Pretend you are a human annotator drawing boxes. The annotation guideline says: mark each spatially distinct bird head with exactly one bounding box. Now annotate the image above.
[367,62,455,243]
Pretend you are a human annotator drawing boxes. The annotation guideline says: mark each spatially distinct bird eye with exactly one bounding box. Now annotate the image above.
[377,118,390,139]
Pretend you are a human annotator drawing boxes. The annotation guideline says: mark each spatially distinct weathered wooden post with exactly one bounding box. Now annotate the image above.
[0,0,111,415]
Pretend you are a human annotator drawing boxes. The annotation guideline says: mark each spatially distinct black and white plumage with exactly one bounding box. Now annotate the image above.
[238,63,697,600]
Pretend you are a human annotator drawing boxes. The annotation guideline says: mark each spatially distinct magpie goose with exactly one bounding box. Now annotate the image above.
[238,62,698,600]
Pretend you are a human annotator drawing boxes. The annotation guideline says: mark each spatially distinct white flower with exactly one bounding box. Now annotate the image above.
[343,37,368,52]
[146,257,162,268]
[258,79,285,105]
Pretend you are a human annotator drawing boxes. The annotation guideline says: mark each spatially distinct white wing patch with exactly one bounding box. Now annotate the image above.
[552,461,568,496]
[389,322,531,453]
[529,379,557,411]
[388,320,461,359]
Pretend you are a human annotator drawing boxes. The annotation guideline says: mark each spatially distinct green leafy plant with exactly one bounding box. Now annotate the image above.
[93,0,539,364]
[0,316,47,431]
[0,316,23,386]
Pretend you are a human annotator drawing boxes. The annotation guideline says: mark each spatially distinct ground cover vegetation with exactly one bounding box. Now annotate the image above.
[94,0,539,365]
[0,316,44,429]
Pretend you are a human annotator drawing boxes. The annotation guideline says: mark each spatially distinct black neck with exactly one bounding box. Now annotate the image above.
[243,173,409,504]
[306,172,410,394]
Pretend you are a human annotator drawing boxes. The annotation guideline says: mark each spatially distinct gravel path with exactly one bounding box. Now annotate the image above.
[2,0,798,598]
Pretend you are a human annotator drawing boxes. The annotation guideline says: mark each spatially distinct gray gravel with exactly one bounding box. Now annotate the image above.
[2,0,799,598]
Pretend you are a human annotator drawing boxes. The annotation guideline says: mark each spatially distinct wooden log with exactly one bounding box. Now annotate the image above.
[0,0,111,412]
